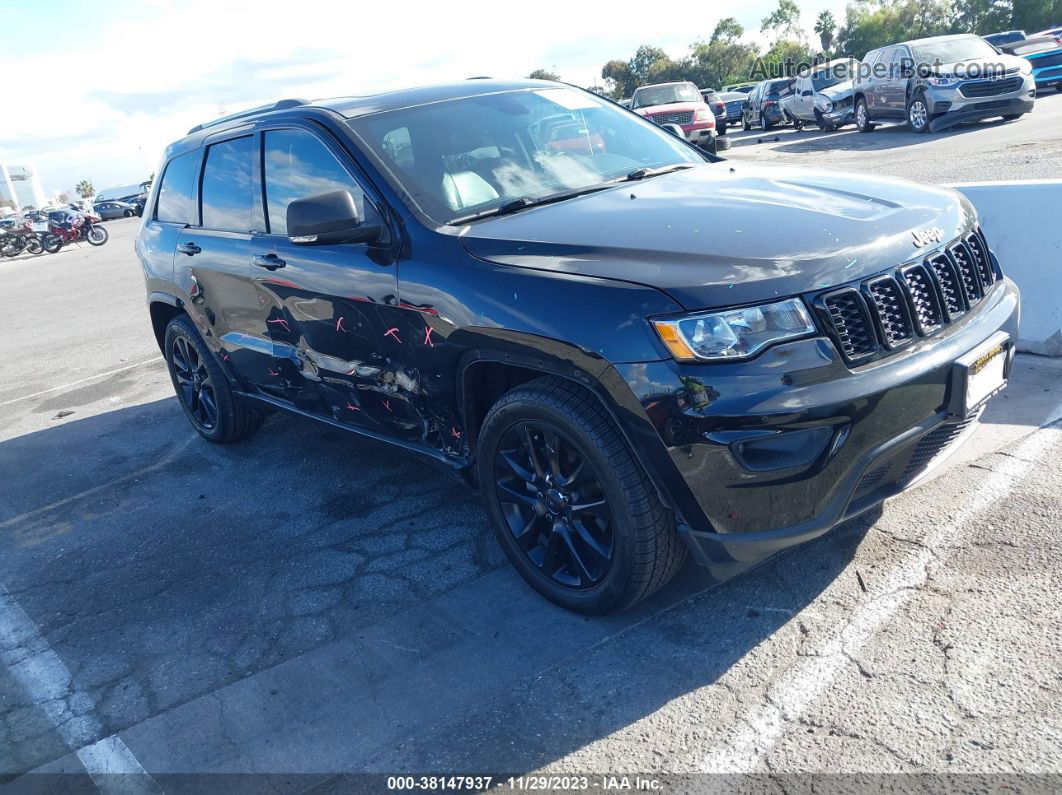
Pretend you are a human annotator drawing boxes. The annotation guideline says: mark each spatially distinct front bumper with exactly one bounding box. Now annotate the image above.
[612,275,1020,574]
[926,75,1036,129]
[680,122,716,143]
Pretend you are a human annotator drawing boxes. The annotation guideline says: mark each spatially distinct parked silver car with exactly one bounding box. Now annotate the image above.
[853,34,1035,133]
[785,58,860,130]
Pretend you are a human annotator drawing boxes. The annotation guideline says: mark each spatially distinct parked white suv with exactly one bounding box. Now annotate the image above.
[787,58,860,131]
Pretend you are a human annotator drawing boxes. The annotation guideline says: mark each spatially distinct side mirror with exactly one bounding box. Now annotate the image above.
[286,190,381,246]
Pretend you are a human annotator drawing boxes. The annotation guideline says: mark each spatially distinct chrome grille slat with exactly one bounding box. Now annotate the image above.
[900,264,943,334]
[866,276,914,348]
[823,289,877,359]
[950,241,984,305]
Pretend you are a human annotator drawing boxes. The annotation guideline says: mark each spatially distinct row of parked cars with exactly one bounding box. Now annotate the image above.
[620,27,1060,143]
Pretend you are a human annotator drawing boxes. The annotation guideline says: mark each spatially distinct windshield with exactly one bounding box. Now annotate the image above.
[348,87,705,225]
[811,61,854,91]
[632,83,701,108]
[912,37,1000,63]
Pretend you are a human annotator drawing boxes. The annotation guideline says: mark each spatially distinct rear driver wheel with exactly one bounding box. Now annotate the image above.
[477,377,687,614]
[164,315,261,443]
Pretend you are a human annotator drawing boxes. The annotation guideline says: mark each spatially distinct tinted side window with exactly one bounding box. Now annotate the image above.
[155,151,198,224]
[200,136,253,232]
[263,128,364,236]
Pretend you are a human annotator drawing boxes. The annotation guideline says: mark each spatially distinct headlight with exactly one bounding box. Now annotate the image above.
[822,100,834,112]
[651,298,817,361]
[694,108,712,121]
[926,76,960,87]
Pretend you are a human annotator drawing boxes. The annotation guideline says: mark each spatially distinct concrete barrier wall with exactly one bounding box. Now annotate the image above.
[951,180,1062,356]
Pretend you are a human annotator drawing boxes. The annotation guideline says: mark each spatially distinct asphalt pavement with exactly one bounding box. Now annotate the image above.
[1,136,1061,793]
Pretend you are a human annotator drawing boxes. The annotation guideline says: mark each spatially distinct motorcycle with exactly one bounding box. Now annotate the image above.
[0,223,45,257]
[41,211,108,252]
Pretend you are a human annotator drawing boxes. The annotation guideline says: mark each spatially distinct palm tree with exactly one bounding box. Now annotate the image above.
[815,10,837,53]
[76,180,94,199]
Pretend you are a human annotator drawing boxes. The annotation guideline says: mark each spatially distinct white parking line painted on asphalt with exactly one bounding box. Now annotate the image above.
[699,412,1062,774]
[0,357,164,408]
[0,584,160,792]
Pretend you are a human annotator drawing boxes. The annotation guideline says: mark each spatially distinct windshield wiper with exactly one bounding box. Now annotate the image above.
[622,163,697,181]
[448,184,616,225]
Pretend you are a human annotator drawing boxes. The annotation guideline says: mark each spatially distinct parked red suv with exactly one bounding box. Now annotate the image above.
[631,81,717,152]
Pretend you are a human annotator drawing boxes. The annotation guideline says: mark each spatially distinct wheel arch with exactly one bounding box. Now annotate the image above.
[148,293,184,352]
[456,349,691,527]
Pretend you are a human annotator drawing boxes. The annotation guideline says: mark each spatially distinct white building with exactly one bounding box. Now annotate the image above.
[0,163,48,214]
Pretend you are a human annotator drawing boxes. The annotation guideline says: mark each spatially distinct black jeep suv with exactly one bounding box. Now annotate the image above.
[137,79,1019,613]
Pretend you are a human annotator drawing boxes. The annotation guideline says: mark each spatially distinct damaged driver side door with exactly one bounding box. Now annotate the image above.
[248,124,424,440]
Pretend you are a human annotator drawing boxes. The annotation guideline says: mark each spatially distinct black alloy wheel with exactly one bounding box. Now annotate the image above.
[477,377,687,613]
[163,314,262,443]
[171,332,219,432]
[493,420,614,589]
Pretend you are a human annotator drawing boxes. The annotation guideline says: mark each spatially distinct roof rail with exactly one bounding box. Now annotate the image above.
[186,98,308,135]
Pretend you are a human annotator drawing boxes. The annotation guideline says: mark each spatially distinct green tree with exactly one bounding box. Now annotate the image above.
[528,69,560,81]
[75,180,94,199]
[835,0,957,59]
[601,59,636,98]
[1010,0,1061,31]
[815,10,837,51]
[711,17,745,42]
[762,0,804,41]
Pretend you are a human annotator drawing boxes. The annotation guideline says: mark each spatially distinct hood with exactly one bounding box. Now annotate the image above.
[931,53,1027,75]
[634,101,706,116]
[457,162,977,310]
[819,80,855,102]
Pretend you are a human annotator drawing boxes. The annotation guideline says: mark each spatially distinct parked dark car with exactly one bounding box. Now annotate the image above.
[854,34,1035,133]
[999,35,1062,91]
[718,91,748,125]
[700,88,728,134]
[137,79,1018,613]
[741,78,794,130]
[983,30,1027,46]
[93,200,138,220]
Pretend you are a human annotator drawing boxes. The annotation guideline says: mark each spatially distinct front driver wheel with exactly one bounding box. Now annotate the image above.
[855,98,875,132]
[477,377,687,614]
[165,315,262,443]
[907,93,931,133]
[86,226,108,245]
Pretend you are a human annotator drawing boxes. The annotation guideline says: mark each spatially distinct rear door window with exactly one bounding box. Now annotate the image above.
[262,128,365,236]
[155,151,198,224]
[200,136,253,232]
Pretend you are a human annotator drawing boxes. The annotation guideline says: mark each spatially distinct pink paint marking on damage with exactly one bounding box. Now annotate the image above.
[336,316,347,332]
[267,318,291,333]
[267,368,280,376]
[346,402,360,412]
[383,400,393,413]
[423,326,434,347]
[222,353,231,361]
[451,427,461,439]
[384,327,401,343]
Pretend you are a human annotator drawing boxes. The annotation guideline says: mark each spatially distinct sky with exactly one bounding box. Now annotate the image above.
[0,0,847,198]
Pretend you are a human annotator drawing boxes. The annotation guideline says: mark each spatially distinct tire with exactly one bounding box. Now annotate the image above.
[1002,113,1023,120]
[86,225,108,246]
[702,136,718,155]
[476,376,687,614]
[25,237,43,255]
[164,314,262,444]
[907,92,931,133]
[742,112,750,131]
[761,112,773,131]
[124,210,134,217]
[855,97,875,132]
[42,235,62,253]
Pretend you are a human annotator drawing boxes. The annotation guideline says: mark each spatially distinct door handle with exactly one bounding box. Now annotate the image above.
[177,242,201,256]
[253,254,286,270]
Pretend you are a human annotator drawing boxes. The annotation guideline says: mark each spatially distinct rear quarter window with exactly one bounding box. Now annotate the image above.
[155,151,198,224]
[200,136,254,232]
